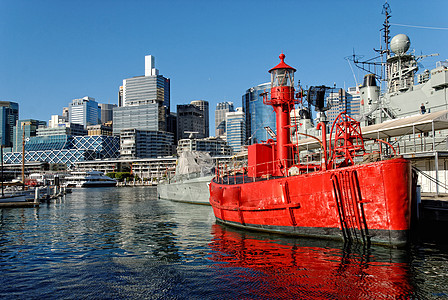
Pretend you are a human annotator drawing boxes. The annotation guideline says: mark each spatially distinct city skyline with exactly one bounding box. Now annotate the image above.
[1,0,447,135]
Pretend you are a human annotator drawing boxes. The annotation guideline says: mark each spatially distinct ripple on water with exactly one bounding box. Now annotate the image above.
[0,187,446,299]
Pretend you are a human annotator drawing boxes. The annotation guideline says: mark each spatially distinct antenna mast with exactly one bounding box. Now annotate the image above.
[375,2,392,86]
[350,2,392,89]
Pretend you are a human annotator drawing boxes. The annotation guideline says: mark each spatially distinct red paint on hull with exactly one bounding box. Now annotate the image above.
[210,158,412,247]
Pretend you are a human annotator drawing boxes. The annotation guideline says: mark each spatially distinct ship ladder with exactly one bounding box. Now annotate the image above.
[331,170,370,246]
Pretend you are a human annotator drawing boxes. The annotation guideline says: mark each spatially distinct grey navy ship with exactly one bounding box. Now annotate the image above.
[295,2,448,195]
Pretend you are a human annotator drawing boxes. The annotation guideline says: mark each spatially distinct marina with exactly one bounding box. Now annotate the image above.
[0,187,446,299]
[1,1,448,298]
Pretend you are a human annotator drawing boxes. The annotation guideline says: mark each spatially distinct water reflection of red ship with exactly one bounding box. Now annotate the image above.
[210,54,415,247]
[209,224,413,299]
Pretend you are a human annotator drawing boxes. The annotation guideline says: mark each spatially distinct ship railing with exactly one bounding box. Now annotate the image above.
[169,171,214,183]
[214,158,322,185]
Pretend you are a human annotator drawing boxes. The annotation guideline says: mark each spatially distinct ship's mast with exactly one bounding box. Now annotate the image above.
[372,1,391,91]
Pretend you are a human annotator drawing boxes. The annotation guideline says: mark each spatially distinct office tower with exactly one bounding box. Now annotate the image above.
[114,55,171,133]
[12,119,47,152]
[177,103,205,141]
[114,55,173,157]
[98,103,117,124]
[118,86,123,107]
[167,112,177,143]
[225,107,246,153]
[62,107,69,120]
[215,101,234,137]
[326,88,360,124]
[49,115,67,128]
[69,96,101,128]
[113,103,160,135]
[190,100,209,137]
[119,129,173,159]
[121,55,170,123]
[242,83,276,144]
[0,101,19,148]
[346,86,361,118]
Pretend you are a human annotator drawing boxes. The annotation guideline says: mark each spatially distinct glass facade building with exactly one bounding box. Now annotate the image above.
[242,83,276,144]
[116,55,171,140]
[99,103,117,124]
[0,101,19,148]
[12,119,47,152]
[176,104,206,141]
[119,129,173,159]
[123,75,170,109]
[113,103,160,135]
[4,135,120,167]
[326,87,361,124]
[190,100,209,137]
[225,109,246,153]
[69,96,101,128]
[215,101,234,137]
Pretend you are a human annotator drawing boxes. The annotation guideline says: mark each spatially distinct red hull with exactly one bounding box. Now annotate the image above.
[210,158,413,247]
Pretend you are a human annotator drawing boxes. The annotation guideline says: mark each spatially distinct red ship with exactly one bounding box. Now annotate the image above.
[209,54,415,247]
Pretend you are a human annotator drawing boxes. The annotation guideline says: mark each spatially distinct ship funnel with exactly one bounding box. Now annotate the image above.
[360,74,380,125]
[363,74,377,87]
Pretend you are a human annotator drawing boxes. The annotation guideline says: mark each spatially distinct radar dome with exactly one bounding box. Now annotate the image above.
[390,34,410,55]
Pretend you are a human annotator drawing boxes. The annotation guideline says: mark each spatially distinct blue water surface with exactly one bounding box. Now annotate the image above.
[0,187,446,299]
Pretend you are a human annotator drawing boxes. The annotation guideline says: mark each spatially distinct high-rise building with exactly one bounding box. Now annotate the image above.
[119,129,173,159]
[242,83,276,144]
[62,107,69,120]
[114,55,171,134]
[346,86,361,118]
[118,86,123,107]
[225,107,246,153]
[326,88,361,124]
[167,112,177,143]
[0,101,19,148]
[12,119,47,152]
[215,101,234,137]
[69,96,101,128]
[114,55,173,158]
[113,103,160,135]
[120,55,170,128]
[48,115,67,128]
[190,100,209,137]
[177,103,205,141]
[98,103,117,124]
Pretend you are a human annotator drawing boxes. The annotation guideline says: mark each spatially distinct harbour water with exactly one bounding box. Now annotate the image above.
[0,187,447,299]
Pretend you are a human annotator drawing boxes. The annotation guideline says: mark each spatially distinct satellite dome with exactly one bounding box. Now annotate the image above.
[390,34,410,55]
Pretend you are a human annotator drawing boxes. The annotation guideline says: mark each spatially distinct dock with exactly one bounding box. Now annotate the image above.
[0,186,69,208]
[420,193,448,223]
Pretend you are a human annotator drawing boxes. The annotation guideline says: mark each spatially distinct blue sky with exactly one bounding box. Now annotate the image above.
[1,0,447,134]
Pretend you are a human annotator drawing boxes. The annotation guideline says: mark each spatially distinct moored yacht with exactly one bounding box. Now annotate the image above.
[64,170,117,188]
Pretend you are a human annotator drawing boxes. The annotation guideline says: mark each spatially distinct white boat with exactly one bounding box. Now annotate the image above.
[64,170,117,188]
[0,188,35,203]
[157,151,214,205]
